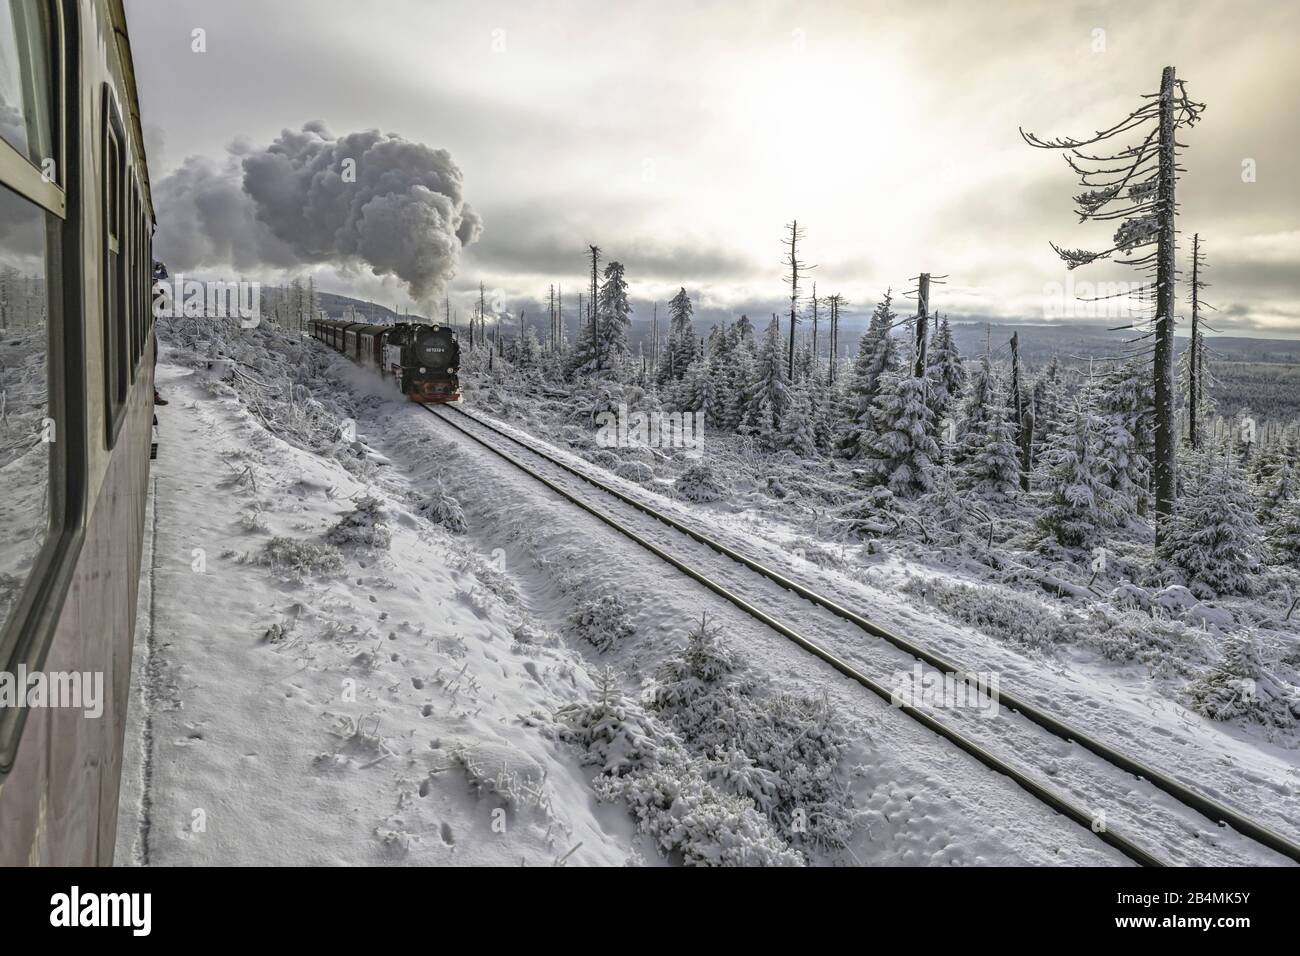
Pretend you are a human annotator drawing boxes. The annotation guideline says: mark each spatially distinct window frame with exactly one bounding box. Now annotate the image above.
[101,83,128,448]
[0,0,85,777]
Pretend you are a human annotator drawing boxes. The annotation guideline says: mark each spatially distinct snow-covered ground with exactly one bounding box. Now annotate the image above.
[113,319,1297,866]
[114,357,646,865]
[452,356,1300,862]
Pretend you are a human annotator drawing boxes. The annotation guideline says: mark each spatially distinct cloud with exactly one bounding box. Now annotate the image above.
[153,122,481,300]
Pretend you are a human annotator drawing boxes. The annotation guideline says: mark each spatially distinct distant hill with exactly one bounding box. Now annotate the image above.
[321,289,1300,420]
[317,292,428,325]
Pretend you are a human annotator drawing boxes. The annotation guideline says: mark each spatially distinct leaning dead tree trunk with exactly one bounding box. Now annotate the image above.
[1022,65,1205,545]
[1152,66,1178,531]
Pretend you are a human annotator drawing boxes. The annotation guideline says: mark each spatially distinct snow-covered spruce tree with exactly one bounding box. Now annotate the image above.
[1158,451,1262,597]
[419,480,467,534]
[325,494,393,550]
[690,354,719,422]
[1257,457,1298,527]
[925,315,966,431]
[1031,356,1066,455]
[596,260,632,365]
[780,383,819,459]
[1035,395,1113,550]
[1023,67,1206,541]
[704,351,730,432]
[920,461,974,539]
[657,286,695,384]
[863,372,939,497]
[952,349,993,467]
[840,294,899,455]
[572,593,636,653]
[676,458,725,503]
[748,317,791,450]
[1187,630,1300,728]
[719,342,754,434]
[1267,494,1300,568]
[806,366,834,453]
[1097,357,1154,523]
[959,376,1021,503]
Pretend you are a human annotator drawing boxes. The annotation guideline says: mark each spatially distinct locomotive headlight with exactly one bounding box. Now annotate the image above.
[419,367,427,373]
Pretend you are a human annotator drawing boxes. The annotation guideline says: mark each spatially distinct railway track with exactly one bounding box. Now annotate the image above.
[423,401,1300,868]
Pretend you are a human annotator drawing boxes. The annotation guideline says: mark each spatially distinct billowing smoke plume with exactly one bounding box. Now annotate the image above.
[153,121,482,299]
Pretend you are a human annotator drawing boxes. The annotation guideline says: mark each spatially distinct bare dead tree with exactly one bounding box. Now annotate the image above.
[588,245,601,371]
[548,284,556,351]
[781,220,814,379]
[1022,65,1205,542]
[1010,331,1033,491]
[650,301,658,374]
[1186,233,1218,450]
[477,281,487,349]
[826,293,843,385]
[809,282,819,374]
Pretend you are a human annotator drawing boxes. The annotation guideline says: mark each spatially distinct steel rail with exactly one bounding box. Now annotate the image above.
[424,403,1166,867]
[441,401,1300,867]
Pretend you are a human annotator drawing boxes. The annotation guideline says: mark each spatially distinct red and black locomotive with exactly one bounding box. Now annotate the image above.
[310,318,461,402]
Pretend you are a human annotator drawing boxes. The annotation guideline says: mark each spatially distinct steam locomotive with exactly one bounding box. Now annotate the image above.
[310,318,461,402]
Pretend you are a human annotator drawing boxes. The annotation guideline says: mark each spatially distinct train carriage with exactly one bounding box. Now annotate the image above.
[0,0,157,864]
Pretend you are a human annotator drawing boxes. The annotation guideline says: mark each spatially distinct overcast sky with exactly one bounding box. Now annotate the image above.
[124,0,1300,337]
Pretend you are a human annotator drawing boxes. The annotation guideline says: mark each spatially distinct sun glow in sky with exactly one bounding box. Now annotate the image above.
[127,0,1300,336]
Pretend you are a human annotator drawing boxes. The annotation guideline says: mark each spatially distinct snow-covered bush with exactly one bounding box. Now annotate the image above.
[1074,606,1203,675]
[904,575,1066,651]
[259,536,345,578]
[675,459,724,503]
[557,668,664,777]
[571,593,636,653]
[596,752,802,867]
[650,617,852,851]
[613,459,655,484]
[836,486,899,540]
[158,315,352,454]
[651,614,739,712]
[238,507,268,533]
[326,494,392,550]
[418,481,467,534]
[1187,631,1300,728]
[556,669,803,866]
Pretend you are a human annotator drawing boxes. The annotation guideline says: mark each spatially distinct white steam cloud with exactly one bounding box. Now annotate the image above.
[153,121,482,299]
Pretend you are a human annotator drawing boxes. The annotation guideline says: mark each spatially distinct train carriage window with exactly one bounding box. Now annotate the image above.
[127,176,139,370]
[123,175,133,377]
[138,208,147,356]
[0,184,58,637]
[0,0,61,643]
[102,92,128,444]
[0,0,54,174]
